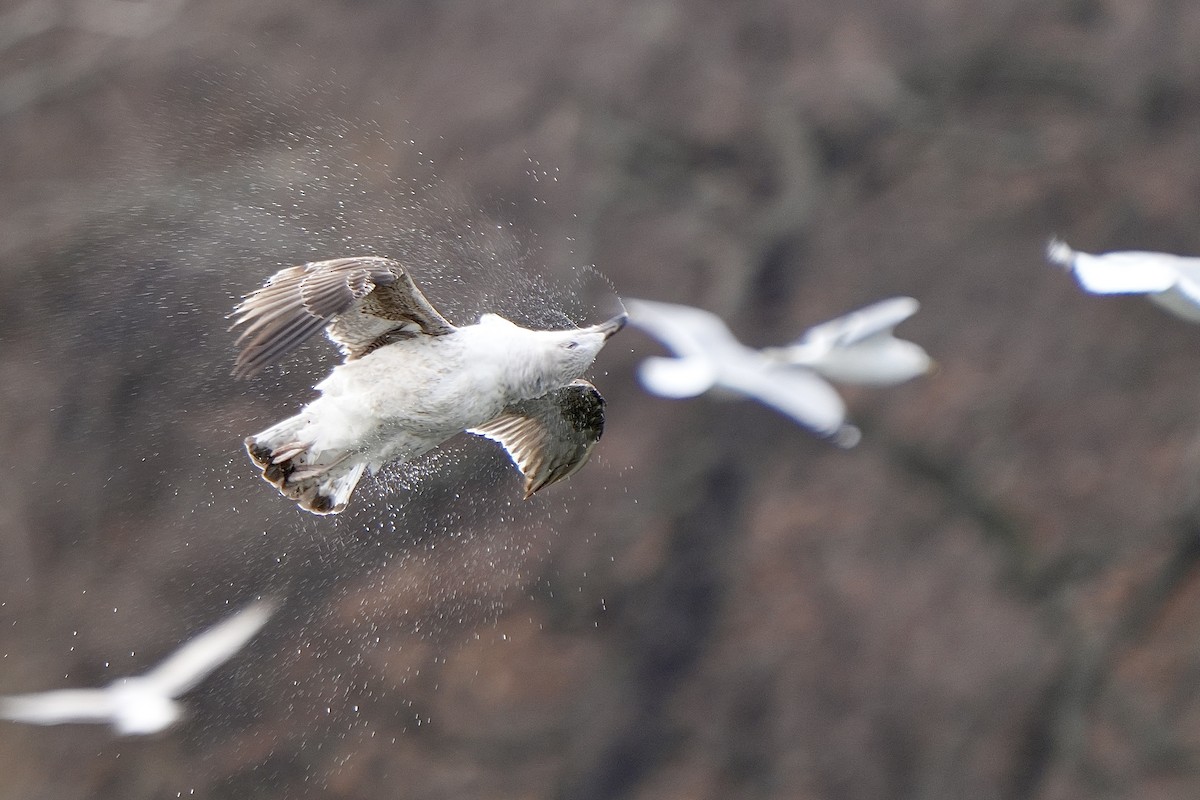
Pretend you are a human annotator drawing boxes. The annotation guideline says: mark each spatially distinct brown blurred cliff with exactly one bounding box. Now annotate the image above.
[3,1,1200,798]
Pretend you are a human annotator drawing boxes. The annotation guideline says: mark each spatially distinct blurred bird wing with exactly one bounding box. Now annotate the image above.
[141,598,276,698]
[1174,276,1200,307]
[1063,250,1180,295]
[625,298,745,359]
[797,296,921,349]
[0,689,117,726]
[1149,280,1200,322]
[722,364,852,443]
[638,355,719,398]
[230,256,456,377]
[469,380,606,498]
[1166,254,1200,295]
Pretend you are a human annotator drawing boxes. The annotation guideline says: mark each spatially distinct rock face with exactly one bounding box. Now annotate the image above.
[3,1,1200,798]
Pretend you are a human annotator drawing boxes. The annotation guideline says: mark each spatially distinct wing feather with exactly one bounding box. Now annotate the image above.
[231,257,454,378]
[238,313,330,370]
[141,598,276,698]
[798,297,920,349]
[625,298,745,359]
[0,689,117,726]
[721,364,851,442]
[468,381,606,498]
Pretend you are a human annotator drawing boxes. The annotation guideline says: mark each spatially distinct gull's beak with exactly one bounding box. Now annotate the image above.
[593,313,628,340]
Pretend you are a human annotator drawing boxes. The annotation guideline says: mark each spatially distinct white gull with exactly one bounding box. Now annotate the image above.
[1046,237,1200,322]
[0,599,275,736]
[625,297,931,445]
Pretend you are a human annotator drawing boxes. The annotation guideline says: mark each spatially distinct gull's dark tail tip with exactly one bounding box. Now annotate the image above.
[244,434,363,515]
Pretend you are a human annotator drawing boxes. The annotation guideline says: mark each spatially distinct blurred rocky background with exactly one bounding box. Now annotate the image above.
[3,0,1200,798]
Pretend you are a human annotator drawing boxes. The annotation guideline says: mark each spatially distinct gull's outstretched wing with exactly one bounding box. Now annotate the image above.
[1149,281,1200,322]
[625,298,745,359]
[469,380,606,498]
[231,257,456,377]
[0,689,116,726]
[1172,277,1200,310]
[1047,238,1179,295]
[140,599,276,698]
[722,364,856,445]
[797,297,920,349]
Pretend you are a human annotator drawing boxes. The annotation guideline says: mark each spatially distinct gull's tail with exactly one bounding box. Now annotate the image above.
[245,416,366,515]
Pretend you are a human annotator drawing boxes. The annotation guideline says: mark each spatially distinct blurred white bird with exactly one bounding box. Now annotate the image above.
[625,297,931,446]
[1046,237,1200,322]
[232,257,626,514]
[0,599,275,736]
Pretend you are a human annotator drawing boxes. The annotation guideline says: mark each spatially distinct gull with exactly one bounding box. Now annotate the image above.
[0,599,275,736]
[1046,237,1200,322]
[625,297,931,445]
[232,256,625,514]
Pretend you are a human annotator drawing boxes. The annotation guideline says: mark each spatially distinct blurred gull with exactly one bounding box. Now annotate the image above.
[232,257,625,514]
[0,599,275,736]
[625,297,931,446]
[1047,237,1200,322]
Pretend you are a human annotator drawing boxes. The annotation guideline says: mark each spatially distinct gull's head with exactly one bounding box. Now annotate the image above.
[523,313,626,390]
[552,313,625,371]
[1046,237,1074,270]
[475,312,625,398]
[109,678,184,736]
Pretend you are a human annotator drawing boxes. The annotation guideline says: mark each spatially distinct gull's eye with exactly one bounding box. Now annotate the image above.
[565,341,579,350]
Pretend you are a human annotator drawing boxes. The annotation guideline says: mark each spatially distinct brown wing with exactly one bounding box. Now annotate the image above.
[468,380,606,498]
[230,256,455,378]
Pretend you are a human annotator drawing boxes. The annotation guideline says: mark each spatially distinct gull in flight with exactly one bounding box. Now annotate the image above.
[0,599,275,736]
[232,257,626,514]
[1046,237,1200,322]
[625,297,931,445]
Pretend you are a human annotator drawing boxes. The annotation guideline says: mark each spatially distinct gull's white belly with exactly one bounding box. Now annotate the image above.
[807,341,930,386]
[300,340,511,462]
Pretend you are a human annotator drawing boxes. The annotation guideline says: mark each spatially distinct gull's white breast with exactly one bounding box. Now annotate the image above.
[801,340,931,386]
[303,327,521,463]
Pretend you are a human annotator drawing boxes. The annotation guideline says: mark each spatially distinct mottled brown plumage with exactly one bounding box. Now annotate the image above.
[229,256,454,379]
